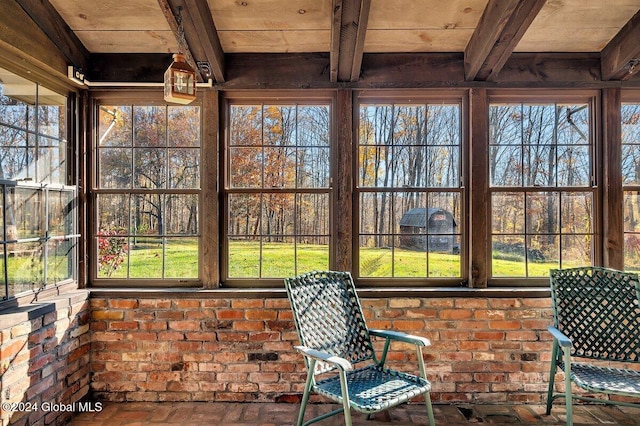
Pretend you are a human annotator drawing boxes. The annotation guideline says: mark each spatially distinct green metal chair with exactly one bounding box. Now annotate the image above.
[285,270,435,426]
[546,267,640,425]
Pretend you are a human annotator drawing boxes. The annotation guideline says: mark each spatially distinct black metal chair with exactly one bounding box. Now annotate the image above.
[285,270,435,426]
[546,267,640,425]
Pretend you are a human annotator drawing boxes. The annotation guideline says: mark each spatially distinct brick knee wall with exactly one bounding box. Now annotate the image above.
[0,291,91,426]
[90,296,558,404]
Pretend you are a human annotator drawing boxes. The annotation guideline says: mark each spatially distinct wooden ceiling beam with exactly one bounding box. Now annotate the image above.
[330,0,371,82]
[601,9,640,81]
[157,0,202,82]
[464,0,545,81]
[14,0,90,71]
[182,0,225,83]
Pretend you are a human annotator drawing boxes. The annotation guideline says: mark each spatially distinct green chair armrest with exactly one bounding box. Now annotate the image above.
[548,326,572,348]
[294,345,353,371]
[369,329,431,347]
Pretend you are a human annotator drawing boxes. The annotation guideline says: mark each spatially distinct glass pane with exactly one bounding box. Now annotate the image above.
[99,106,131,147]
[394,105,426,145]
[168,106,200,147]
[48,190,74,236]
[622,144,640,185]
[263,105,296,146]
[262,238,295,277]
[99,147,132,188]
[490,145,522,186]
[7,187,43,240]
[230,105,262,146]
[527,235,558,276]
[129,237,162,278]
[97,194,129,234]
[359,192,393,235]
[134,148,166,189]
[165,237,198,278]
[228,238,260,277]
[428,247,460,277]
[228,194,261,236]
[165,194,198,235]
[624,233,640,272]
[8,241,43,296]
[296,236,329,273]
[97,236,129,278]
[525,144,554,187]
[297,106,330,147]
[134,106,166,147]
[557,145,590,186]
[560,192,592,234]
[0,144,35,181]
[492,236,526,277]
[359,237,393,277]
[47,238,74,283]
[492,193,524,234]
[624,192,640,232]
[229,147,262,188]
[358,145,392,187]
[395,243,427,277]
[262,193,295,239]
[37,101,65,138]
[526,192,559,234]
[168,148,200,188]
[560,234,591,268]
[297,147,329,188]
[0,71,36,130]
[557,104,589,145]
[393,145,426,187]
[296,193,329,236]
[131,194,164,236]
[428,105,460,145]
[263,147,296,188]
[489,104,522,145]
[38,139,66,184]
[426,146,459,187]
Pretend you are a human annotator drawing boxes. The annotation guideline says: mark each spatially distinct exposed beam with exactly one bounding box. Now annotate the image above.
[14,0,90,71]
[182,0,225,83]
[330,0,371,82]
[157,0,202,82]
[464,0,545,81]
[88,53,640,89]
[601,9,640,81]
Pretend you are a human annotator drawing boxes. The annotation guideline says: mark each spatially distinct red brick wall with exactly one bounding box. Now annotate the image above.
[0,292,91,426]
[90,295,557,404]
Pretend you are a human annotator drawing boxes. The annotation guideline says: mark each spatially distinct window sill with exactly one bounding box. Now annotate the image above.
[87,286,551,299]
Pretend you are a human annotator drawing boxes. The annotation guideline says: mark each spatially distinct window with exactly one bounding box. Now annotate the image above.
[0,67,76,300]
[356,98,463,281]
[224,101,331,283]
[94,103,201,283]
[489,96,595,279]
[622,100,640,271]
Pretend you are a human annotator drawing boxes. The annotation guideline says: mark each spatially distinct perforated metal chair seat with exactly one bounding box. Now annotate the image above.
[314,364,432,414]
[561,362,640,396]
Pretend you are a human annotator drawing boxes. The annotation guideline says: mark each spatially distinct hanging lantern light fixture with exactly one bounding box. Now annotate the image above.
[164,7,196,104]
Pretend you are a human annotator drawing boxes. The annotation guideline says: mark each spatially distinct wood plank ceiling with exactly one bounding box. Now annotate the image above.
[14,0,640,85]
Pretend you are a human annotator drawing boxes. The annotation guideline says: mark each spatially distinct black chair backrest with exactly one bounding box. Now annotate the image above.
[550,267,640,362]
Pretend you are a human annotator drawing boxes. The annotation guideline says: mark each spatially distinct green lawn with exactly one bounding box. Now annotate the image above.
[228,241,560,278]
[93,239,585,280]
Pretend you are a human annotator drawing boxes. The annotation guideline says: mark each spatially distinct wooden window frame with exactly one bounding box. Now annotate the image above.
[485,89,602,287]
[353,90,469,287]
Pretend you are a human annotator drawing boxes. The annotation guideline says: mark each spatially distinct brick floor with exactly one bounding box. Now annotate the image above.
[66,402,640,425]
